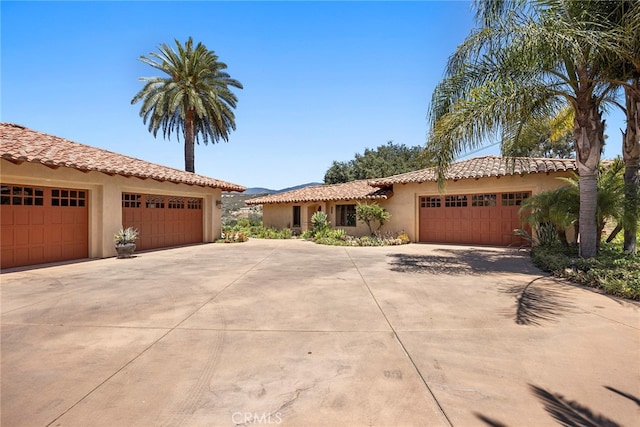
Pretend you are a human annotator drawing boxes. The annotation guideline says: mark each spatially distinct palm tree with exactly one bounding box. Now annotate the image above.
[622,77,639,254]
[519,186,578,246]
[131,37,243,173]
[520,159,625,249]
[598,1,640,254]
[559,160,626,249]
[426,0,621,258]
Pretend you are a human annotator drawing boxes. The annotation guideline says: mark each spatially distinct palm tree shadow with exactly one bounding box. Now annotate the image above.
[604,386,640,407]
[474,412,509,427]
[474,384,626,427]
[500,277,575,326]
[529,384,621,427]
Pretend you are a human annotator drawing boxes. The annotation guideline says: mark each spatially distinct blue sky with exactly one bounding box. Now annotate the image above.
[1,1,627,190]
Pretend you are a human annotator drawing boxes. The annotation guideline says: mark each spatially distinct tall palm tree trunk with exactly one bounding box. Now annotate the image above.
[574,90,605,258]
[623,79,640,254]
[184,109,196,173]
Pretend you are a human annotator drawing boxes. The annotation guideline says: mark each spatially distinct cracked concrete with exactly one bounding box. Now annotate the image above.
[1,239,638,426]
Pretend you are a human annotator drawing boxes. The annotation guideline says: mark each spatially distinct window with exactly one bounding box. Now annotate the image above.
[187,198,202,210]
[1,185,44,206]
[471,194,497,207]
[420,196,441,208]
[293,205,301,227]
[168,197,185,209]
[445,195,467,207]
[336,204,356,227]
[502,192,530,206]
[122,193,142,208]
[52,188,86,207]
[145,195,165,209]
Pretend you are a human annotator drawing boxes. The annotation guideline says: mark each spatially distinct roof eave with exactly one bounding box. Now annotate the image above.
[1,156,246,192]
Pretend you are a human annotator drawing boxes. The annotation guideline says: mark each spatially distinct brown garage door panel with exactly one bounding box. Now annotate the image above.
[419,193,530,246]
[0,184,88,269]
[122,194,203,251]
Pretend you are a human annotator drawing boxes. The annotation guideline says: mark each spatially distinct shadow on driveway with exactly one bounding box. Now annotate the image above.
[387,247,540,275]
[499,277,576,326]
[475,383,628,427]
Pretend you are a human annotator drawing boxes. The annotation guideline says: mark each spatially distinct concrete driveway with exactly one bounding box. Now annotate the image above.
[1,239,638,426]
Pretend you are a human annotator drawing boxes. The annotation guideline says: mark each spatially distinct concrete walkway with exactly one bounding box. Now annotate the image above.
[1,239,638,426]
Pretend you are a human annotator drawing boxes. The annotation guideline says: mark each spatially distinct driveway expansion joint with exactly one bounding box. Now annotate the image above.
[344,247,454,427]
[44,246,278,427]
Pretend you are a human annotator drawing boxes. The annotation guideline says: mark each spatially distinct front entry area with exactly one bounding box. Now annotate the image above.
[419,192,530,246]
[122,193,203,251]
[1,183,89,268]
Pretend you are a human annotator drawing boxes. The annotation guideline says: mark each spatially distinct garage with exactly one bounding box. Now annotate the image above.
[1,183,89,268]
[122,193,203,251]
[419,191,530,246]
[2,123,245,268]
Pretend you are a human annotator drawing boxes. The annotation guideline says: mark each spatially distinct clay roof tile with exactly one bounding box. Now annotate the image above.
[0,123,245,192]
[245,179,391,205]
[368,155,577,186]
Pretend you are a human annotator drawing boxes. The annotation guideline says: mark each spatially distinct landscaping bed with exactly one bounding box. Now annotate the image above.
[531,242,640,300]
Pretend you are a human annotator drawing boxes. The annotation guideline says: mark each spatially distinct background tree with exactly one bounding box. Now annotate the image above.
[426,0,623,258]
[502,108,575,159]
[131,37,243,173]
[324,161,354,184]
[324,141,424,184]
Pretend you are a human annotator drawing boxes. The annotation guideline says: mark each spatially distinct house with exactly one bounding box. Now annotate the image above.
[246,179,392,236]
[1,123,245,269]
[246,156,577,246]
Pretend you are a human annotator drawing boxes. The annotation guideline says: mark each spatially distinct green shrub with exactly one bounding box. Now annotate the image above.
[313,231,410,247]
[321,228,346,240]
[530,242,639,300]
[515,222,559,247]
[531,244,573,273]
[314,236,348,246]
[356,202,391,234]
[311,211,330,235]
[254,227,293,239]
[236,218,252,229]
[222,223,293,240]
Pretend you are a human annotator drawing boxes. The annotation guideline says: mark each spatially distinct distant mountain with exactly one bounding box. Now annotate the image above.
[244,187,277,195]
[243,182,322,195]
[276,182,323,193]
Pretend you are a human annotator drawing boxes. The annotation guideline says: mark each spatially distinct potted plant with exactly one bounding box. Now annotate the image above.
[114,226,139,259]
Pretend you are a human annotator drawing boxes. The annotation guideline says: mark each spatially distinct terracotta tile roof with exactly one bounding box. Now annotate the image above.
[245,179,392,205]
[0,123,245,192]
[369,155,577,186]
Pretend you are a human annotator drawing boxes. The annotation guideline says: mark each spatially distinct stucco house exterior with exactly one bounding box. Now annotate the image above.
[1,123,245,269]
[246,179,393,237]
[247,156,577,246]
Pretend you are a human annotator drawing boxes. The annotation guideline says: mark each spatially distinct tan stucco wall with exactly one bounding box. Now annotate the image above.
[262,199,390,237]
[1,160,223,258]
[260,172,574,241]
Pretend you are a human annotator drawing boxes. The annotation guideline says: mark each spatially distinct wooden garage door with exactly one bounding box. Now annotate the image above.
[419,192,530,246]
[122,193,203,251]
[1,184,88,269]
